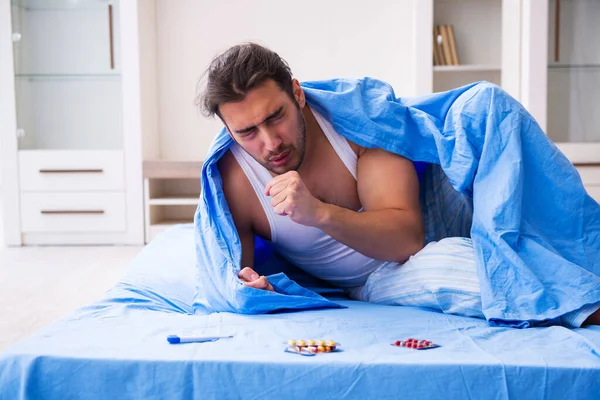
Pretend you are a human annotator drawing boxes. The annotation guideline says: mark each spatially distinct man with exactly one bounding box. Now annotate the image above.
[198,42,600,326]
[202,43,424,293]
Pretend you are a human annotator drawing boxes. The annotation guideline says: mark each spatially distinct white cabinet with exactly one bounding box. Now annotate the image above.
[0,0,144,245]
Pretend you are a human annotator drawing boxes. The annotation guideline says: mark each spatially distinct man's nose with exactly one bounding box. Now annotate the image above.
[262,128,283,151]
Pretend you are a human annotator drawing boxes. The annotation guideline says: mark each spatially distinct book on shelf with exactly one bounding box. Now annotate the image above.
[433,25,444,65]
[447,25,459,65]
[433,24,460,66]
[432,27,440,66]
[440,25,453,66]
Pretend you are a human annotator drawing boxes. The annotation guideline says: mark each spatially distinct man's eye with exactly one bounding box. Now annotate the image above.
[267,115,283,125]
[239,129,256,138]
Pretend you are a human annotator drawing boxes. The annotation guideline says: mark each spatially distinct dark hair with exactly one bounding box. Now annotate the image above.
[197,43,295,119]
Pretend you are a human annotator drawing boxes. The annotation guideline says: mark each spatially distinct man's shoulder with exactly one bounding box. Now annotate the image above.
[217,148,238,175]
[217,149,261,229]
[218,149,248,188]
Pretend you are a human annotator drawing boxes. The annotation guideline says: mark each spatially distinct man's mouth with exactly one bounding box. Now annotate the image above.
[269,150,290,166]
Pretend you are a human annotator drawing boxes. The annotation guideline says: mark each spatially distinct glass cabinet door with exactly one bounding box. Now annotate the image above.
[10,0,122,150]
[547,0,600,159]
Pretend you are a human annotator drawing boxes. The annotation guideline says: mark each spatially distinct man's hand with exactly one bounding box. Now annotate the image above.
[238,267,274,292]
[265,171,323,226]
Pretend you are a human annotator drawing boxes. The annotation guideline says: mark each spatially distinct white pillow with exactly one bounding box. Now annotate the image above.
[347,237,484,318]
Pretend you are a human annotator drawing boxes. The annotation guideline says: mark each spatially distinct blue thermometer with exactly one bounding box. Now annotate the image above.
[167,334,234,344]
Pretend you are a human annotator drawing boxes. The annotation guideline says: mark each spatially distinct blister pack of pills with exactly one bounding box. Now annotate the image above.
[285,339,341,356]
[391,338,440,350]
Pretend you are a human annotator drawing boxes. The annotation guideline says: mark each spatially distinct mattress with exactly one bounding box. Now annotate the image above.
[1,224,599,399]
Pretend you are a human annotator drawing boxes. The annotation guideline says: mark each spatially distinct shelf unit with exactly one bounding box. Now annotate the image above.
[431,0,518,95]
[414,0,521,100]
[143,160,203,243]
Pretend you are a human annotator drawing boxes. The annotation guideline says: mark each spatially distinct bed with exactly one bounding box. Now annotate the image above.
[1,224,599,399]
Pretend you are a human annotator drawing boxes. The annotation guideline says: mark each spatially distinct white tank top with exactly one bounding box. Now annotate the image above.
[230,108,386,288]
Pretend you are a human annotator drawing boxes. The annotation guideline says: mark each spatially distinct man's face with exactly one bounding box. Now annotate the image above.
[219,80,306,175]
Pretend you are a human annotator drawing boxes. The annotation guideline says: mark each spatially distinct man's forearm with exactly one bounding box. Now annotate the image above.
[314,203,424,263]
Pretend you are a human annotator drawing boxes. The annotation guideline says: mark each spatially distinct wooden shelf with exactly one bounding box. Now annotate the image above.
[149,219,191,227]
[433,65,500,72]
[143,160,203,179]
[143,160,201,242]
[548,64,600,69]
[148,196,199,206]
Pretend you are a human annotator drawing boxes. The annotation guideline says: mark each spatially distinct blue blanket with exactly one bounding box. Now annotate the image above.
[194,78,600,327]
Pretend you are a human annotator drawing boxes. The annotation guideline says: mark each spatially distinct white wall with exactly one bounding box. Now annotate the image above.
[154,0,417,161]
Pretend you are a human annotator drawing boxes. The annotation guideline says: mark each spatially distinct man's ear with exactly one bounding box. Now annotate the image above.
[292,79,306,108]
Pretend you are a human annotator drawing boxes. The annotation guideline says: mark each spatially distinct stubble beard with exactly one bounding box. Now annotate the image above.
[262,107,307,175]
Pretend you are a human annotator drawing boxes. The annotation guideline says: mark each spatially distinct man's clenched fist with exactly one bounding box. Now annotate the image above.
[265,171,323,226]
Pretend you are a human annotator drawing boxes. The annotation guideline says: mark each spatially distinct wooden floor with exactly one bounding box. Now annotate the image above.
[0,211,143,352]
